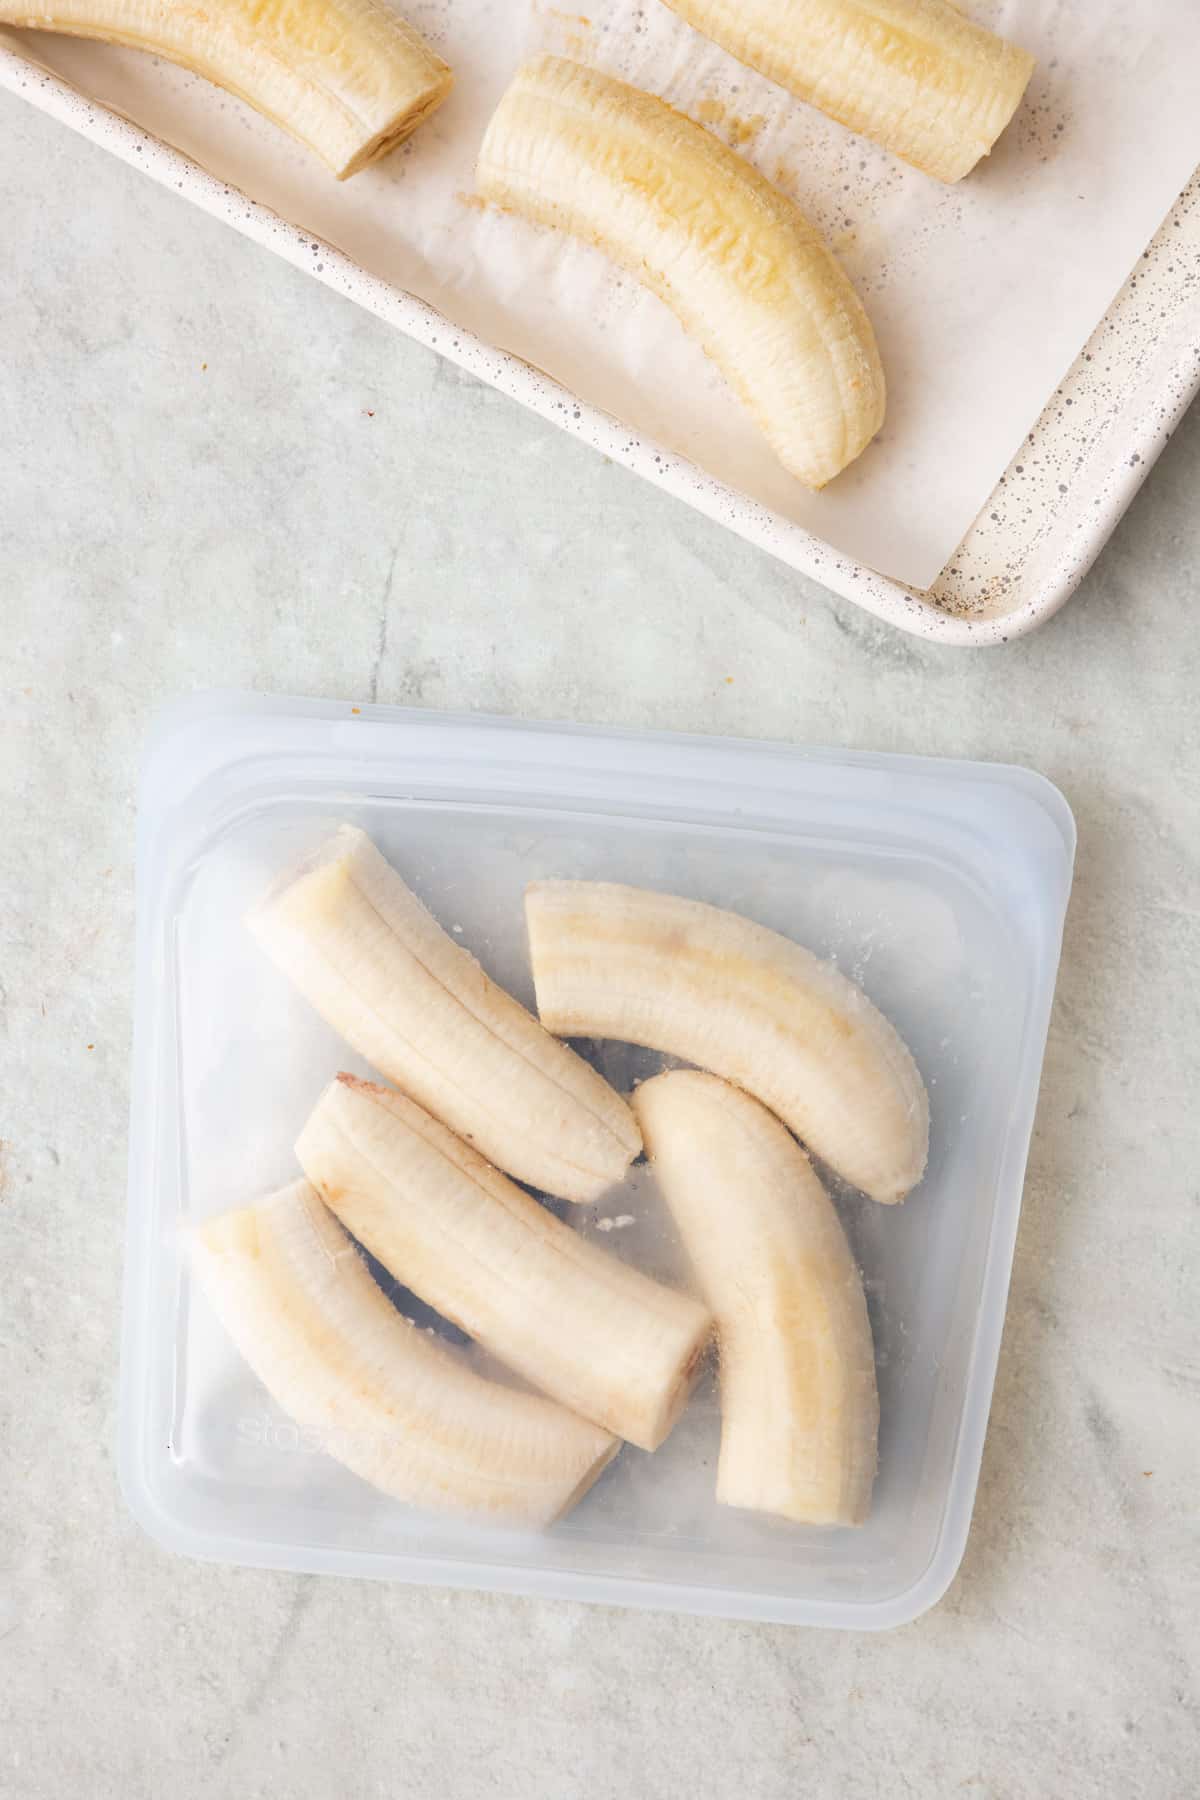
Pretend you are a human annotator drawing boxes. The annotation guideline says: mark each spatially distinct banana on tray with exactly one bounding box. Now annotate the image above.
[661,0,1035,183]
[0,0,453,177]
[478,54,886,490]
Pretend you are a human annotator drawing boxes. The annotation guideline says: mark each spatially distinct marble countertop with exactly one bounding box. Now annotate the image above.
[2,90,1196,1800]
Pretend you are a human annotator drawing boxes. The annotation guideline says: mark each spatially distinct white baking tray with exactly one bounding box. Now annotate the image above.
[123,693,1074,1625]
[2,33,1196,644]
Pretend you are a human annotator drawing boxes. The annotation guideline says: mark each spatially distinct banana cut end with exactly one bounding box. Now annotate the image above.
[0,0,454,179]
[246,824,364,935]
[335,65,455,180]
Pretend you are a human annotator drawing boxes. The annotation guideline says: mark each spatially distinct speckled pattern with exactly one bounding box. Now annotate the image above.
[1,31,1196,646]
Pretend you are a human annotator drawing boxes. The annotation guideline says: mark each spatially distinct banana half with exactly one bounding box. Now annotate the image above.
[192,1180,619,1525]
[477,54,885,490]
[0,0,454,178]
[296,1075,713,1451]
[526,880,929,1205]
[249,825,641,1205]
[634,1072,878,1525]
[662,0,1035,183]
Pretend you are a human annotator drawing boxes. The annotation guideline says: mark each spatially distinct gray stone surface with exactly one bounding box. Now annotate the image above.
[2,89,1197,1800]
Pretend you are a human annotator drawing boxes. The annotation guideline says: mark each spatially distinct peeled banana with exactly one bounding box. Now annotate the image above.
[249,825,640,1204]
[0,0,453,179]
[296,1075,713,1451]
[477,54,885,490]
[661,0,1035,183]
[191,1180,618,1524]
[634,1072,878,1524]
[526,881,928,1204]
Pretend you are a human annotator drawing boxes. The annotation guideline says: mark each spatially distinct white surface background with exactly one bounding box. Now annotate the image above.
[2,87,1198,1799]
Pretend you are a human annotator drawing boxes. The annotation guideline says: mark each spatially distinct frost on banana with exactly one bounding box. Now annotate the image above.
[249,825,640,1204]
[191,1180,618,1525]
[296,1075,713,1451]
[0,0,453,178]
[662,0,1034,184]
[477,54,885,489]
[634,1073,878,1525]
[526,881,928,1205]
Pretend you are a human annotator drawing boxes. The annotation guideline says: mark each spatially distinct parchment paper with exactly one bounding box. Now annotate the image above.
[23,2,1200,588]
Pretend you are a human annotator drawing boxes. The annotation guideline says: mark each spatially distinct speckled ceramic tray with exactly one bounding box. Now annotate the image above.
[2,33,1197,645]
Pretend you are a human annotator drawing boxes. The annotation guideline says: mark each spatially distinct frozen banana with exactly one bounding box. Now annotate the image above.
[0,0,453,178]
[192,1180,618,1525]
[526,880,928,1204]
[477,54,885,489]
[249,825,640,1204]
[662,0,1034,182]
[635,1072,878,1525]
[296,1075,713,1451]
